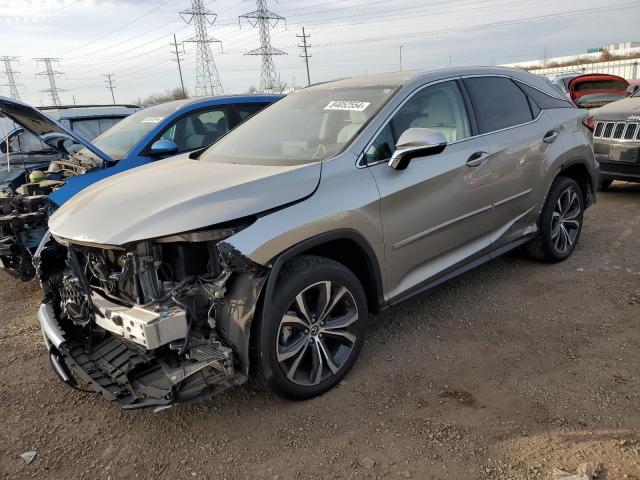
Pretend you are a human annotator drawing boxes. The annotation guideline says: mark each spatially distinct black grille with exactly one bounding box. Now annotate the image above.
[613,123,626,139]
[625,124,638,140]
[603,122,615,138]
[595,121,640,141]
[594,122,604,137]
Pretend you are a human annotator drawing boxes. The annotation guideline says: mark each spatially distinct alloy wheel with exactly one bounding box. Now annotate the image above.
[551,186,581,254]
[276,281,359,386]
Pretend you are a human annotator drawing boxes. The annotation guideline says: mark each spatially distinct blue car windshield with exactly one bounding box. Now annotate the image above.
[82,102,182,160]
[200,86,398,166]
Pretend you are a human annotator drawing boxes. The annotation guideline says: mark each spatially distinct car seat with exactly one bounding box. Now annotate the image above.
[410,92,458,143]
[336,111,367,145]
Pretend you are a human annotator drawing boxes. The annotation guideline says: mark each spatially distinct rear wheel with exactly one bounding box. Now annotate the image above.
[258,255,367,400]
[528,176,584,263]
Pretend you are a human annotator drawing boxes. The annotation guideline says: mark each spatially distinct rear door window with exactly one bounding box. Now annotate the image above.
[463,77,533,134]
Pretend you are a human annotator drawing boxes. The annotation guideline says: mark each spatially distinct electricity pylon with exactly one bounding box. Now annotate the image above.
[240,0,287,92]
[180,0,224,97]
[1,56,23,101]
[34,57,66,106]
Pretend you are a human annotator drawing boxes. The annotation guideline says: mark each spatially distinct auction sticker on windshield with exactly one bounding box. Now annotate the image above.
[141,117,164,123]
[324,101,370,112]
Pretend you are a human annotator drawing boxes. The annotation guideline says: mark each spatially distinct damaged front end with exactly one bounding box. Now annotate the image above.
[0,158,102,279]
[36,224,268,409]
[0,180,62,278]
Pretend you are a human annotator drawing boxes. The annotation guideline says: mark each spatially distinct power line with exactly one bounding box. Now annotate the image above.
[170,34,187,95]
[104,73,116,104]
[240,0,287,92]
[0,56,23,101]
[297,27,311,87]
[58,0,174,57]
[34,58,66,106]
[309,2,640,49]
[181,0,224,97]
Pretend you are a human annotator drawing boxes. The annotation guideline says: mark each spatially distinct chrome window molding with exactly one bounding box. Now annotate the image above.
[356,74,544,169]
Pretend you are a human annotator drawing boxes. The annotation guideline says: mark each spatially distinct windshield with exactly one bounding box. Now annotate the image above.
[84,102,180,160]
[200,86,398,166]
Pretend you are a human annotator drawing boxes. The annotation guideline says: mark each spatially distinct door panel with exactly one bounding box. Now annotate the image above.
[486,117,550,244]
[462,75,548,246]
[371,138,493,299]
[366,80,497,300]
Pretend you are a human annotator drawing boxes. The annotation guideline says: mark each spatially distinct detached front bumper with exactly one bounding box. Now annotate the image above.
[37,302,245,410]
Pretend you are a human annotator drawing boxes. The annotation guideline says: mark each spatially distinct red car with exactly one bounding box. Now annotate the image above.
[567,74,630,108]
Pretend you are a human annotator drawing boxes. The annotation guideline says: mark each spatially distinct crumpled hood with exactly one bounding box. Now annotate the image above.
[48,153,321,246]
[592,97,640,121]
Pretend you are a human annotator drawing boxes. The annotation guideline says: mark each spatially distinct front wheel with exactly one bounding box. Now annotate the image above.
[258,255,368,400]
[528,176,584,263]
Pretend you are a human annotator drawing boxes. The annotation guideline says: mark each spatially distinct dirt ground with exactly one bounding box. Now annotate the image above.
[1,183,640,480]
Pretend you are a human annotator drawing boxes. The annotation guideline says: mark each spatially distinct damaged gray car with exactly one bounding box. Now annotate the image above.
[36,67,597,409]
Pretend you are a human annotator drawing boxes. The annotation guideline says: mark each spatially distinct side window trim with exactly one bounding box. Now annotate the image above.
[358,76,466,168]
[358,74,550,168]
[456,78,479,137]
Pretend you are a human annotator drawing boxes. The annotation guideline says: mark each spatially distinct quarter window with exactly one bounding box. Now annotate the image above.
[364,80,471,164]
[463,77,533,134]
[515,81,574,109]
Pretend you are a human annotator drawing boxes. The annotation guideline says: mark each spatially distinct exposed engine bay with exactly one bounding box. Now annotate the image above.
[36,224,268,409]
[0,154,101,279]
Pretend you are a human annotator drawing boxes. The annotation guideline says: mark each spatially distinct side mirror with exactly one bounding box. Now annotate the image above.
[149,139,178,157]
[625,85,639,97]
[388,128,447,170]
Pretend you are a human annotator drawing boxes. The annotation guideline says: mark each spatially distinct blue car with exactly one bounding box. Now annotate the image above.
[0,94,281,278]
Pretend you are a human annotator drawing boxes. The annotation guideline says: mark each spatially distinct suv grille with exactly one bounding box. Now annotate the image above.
[594,121,640,141]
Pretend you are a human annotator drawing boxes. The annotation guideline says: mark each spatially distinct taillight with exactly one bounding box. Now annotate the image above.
[582,115,595,131]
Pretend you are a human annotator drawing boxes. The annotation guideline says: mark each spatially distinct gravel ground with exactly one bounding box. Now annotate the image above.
[1,183,640,480]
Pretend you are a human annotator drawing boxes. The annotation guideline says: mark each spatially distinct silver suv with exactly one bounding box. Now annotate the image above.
[37,67,597,408]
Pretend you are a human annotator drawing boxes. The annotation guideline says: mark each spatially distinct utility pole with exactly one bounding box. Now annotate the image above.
[104,74,116,104]
[170,33,186,96]
[180,0,224,97]
[297,27,311,87]
[399,45,403,71]
[0,56,23,101]
[34,57,65,106]
[240,0,287,92]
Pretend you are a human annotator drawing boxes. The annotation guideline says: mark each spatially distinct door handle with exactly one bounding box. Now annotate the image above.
[466,151,489,167]
[543,130,559,143]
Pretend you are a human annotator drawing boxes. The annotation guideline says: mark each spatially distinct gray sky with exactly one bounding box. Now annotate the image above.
[1,0,639,106]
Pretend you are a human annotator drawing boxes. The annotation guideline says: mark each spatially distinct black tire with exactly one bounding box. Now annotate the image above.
[257,255,368,400]
[598,179,613,191]
[528,176,584,263]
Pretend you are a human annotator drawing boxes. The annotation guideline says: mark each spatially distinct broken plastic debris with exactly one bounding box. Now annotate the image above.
[20,451,36,464]
[553,462,602,480]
